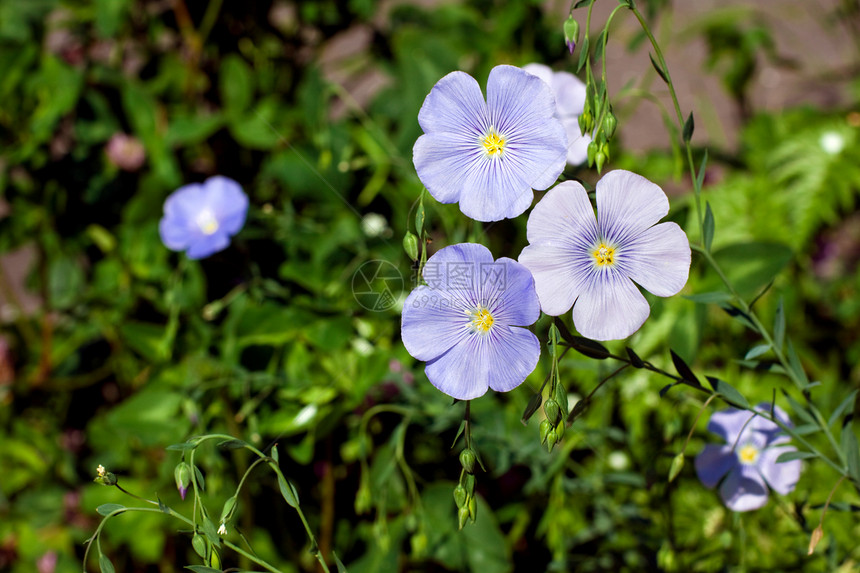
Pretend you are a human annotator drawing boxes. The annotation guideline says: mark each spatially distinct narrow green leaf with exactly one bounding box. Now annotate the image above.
[792,423,821,436]
[668,453,684,482]
[683,291,732,304]
[577,36,590,73]
[786,340,810,386]
[96,503,126,516]
[626,347,645,368]
[775,450,816,463]
[334,551,349,573]
[773,298,786,352]
[703,201,715,251]
[271,444,280,463]
[649,53,669,84]
[521,393,543,425]
[570,336,609,359]
[217,439,248,450]
[275,469,300,508]
[829,390,858,428]
[706,377,750,409]
[781,390,816,426]
[744,344,771,360]
[841,421,860,483]
[414,195,425,235]
[99,554,116,573]
[659,382,678,398]
[201,517,221,547]
[695,149,709,192]
[749,279,775,309]
[166,442,198,451]
[671,350,702,388]
[574,0,593,7]
[194,465,206,492]
[220,496,237,522]
[156,494,170,515]
[719,304,757,331]
[682,111,694,143]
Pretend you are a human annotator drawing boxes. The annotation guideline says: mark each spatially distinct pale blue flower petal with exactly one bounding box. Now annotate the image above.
[562,116,590,165]
[522,63,588,164]
[158,216,193,251]
[485,257,541,326]
[401,285,470,361]
[186,231,230,260]
[618,221,691,297]
[758,445,802,495]
[417,71,488,137]
[749,402,793,445]
[597,170,670,245]
[205,176,249,235]
[424,323,539,400]
[518,181,598,315]
[571,269,650,341]
[695,444,738,489]
[719,464,769,512]
[707,408,755,445]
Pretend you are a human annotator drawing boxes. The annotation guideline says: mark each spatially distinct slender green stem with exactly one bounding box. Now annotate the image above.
[680,394,717,455]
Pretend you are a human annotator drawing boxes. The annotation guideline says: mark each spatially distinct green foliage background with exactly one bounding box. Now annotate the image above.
[1,0,860,571]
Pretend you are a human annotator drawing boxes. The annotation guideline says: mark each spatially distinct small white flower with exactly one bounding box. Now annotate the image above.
[217,523,227,536]
[820,131,845,155]
[96,464,106,477]
[361,213,390,238]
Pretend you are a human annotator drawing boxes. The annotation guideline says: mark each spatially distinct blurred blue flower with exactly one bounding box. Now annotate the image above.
[413,65,568,222]
[695,403,802,512]
[519,170,690,340]
[159,176,249,260]
[522,63,591,166]
[401,243,541,400]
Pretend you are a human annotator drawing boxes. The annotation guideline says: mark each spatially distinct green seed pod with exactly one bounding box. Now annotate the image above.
[191,533,207,559]
[539,419,552,444]
[595,149,607,173]
[403,231,419,261]
[556,419,566,440]
[453,484,468,509]
[543,399,561,426]
[579,109,593,136]
[458,506,470,530]
[587,140,598,167]
[546,429,558,452]
[668,453,685,482]
[602,111,618,139]
[459,448,477,474]
[468,496,478,521]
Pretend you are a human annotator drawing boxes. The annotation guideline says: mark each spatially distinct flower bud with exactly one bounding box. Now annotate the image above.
[543,399,561,426]
[208,548,221,570]
[545,429,558,452]
[668,453,685,482]
[563,15,580,54]
[468,496,477,521]
[555,420,566,440]
[411,531,428,557]
[587,141,598,167]
[174,461,191,500]
[579,109,593,136]
[453,484,468,509]
[459,448,477,474]
[403,231,419,261]
[93,464,117,486]
[539,419,552,444]
[458,505,470,530]
[602,111,617,139]
[595,149,607,173]
[191,533,207,558]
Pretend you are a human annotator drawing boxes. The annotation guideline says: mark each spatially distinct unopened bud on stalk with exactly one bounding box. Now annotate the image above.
[459,448,477,474]
[174,461,191,500]
[563,16,580,54]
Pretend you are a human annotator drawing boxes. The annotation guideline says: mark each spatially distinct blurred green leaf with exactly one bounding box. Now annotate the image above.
[220,54,254,114]
[96,503,126,516]
[712,241,793,298]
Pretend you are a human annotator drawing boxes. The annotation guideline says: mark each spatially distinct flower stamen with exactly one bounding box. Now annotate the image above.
[738,444,759,465]
[592,243,615,266]
[196,209,219,235]
[482,131,506,157]
[469,306,495,333]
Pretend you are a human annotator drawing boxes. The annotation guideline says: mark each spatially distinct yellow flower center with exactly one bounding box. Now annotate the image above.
[470,307,495,333]
[482,131,506,156]
[196,209,220,235]
[593,243,615,266]
[738,444,759,465]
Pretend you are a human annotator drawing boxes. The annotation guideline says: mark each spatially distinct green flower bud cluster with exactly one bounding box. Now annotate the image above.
[454,448,479,529]
[540,383,569,453]
[579,84,618,174]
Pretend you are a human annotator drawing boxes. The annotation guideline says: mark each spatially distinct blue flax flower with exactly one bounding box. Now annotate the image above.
[695,403,802,512]
[518,170,690,341]
[522,63,591,166]
[413,65,568,222]
[159,176,249,260]
[401,243,541,400]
